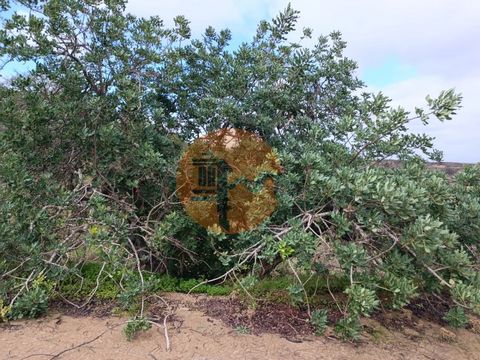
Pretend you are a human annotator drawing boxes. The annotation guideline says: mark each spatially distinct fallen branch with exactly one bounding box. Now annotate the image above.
[148,315,171,352]
[21,322,125,360]
[187,242,264,294]
[127,237,146,317]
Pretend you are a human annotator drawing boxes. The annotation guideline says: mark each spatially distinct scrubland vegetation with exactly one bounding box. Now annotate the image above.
[0,0,479,341]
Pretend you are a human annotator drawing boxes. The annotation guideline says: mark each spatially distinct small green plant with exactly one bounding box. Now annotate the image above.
[311,309,328,335]
[147,274,178,292]
[345,285,379,317]
[382,272,418,309]
[95,281,120,300]
[239,275,258,290]
[278,240,295,260]
[335,316,362,341]
[0,299,12,322]
[443,306,469,328]
[124,317,152,341]
[235,325,250,334]
[287,284,304,305]
[11,288,49,320]
[117,286,143,312]
[450,281,480,314]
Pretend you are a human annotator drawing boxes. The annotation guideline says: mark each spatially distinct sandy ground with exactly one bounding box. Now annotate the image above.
[1,294,480,360]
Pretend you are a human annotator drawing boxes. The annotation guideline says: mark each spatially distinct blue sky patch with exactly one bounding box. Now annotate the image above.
[361,56,417,87]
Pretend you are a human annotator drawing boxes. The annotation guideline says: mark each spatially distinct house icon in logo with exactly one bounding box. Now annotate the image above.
[191,153,232,231]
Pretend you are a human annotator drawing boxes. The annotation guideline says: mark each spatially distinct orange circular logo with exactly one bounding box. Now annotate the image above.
[176,128,281,234]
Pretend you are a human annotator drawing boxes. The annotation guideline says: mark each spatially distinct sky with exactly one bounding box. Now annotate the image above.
[2,1,479,162]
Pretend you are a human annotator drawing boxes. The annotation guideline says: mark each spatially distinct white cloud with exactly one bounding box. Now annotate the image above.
[267,0,480,75]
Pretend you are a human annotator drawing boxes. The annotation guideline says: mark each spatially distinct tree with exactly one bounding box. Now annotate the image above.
[1,0,479,337]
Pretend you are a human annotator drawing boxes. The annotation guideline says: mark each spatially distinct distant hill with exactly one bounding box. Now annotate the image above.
[381,160,472,176]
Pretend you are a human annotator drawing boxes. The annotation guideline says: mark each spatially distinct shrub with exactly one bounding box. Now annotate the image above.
[345,285,379,317]
[443,306,469,328]
[0,0,478,340]
[11,288,49,320]
[335,316,362,341]
[311,309,329,335]
[124,317,152,341]
[0,299,12,322]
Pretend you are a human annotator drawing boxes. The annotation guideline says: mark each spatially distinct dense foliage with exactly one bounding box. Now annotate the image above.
[1,0,479,338]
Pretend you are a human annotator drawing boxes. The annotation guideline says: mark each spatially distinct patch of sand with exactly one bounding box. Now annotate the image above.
[1,294,480,360]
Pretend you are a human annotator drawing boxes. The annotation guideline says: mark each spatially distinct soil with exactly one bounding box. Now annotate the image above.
[1,293,480,360]
[196,297,315,337]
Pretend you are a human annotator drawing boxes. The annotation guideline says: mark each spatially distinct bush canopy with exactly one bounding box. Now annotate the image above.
[0,0,479,337]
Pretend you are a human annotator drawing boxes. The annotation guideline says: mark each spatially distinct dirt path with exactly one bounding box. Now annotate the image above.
[1,294,480,360]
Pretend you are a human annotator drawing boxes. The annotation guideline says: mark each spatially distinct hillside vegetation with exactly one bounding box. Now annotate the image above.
[0,0,479,340]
